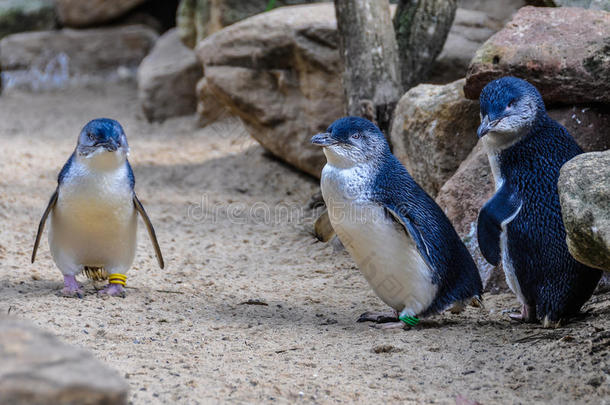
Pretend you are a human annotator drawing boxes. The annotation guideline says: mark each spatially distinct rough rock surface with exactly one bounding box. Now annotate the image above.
[464,6,610,104]
[429,9,503,84]
[0,25,158,91]
[548,105,610,152]
[0,318,128,405]
[0,0,55,40]
[196,4,345,178]
[138,28,203,122]
[558,151,610,272]
[458,0,525,22]
[177,0,323,48]
[55,0,148,27]
[526,0,610,10]
[390,79,480,197]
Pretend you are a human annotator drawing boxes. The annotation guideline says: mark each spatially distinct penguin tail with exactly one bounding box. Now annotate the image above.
[83,266,109,281]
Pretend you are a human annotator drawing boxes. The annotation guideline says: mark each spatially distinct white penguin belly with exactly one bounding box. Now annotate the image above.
[320,159,437,315]
[49,165,137,275]
[330,205,436,313]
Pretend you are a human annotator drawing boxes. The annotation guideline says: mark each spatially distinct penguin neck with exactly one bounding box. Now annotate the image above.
[77,149,127,172]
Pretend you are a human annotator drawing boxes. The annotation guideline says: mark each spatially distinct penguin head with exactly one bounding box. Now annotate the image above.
[76,118,129,166]
[311,116,390,167]
[477,77,545,150]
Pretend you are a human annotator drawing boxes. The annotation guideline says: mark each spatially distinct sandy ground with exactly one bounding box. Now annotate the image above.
[0,83,608,404]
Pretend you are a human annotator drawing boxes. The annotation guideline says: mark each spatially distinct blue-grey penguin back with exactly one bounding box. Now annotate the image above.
[371,153,483,316]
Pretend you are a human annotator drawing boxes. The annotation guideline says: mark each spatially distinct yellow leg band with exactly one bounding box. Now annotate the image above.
[108,273,127,286]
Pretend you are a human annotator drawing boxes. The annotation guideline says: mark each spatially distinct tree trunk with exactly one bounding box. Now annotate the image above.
[394,0,457,90]
[334,0,402,134]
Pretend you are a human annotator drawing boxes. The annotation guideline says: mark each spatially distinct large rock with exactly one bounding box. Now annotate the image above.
[138,28,203,122]
[0,0,55,40]
[548,105,610,152]
[0,25,158,91]
[428,9,503,84]
[458,0,525,22]
[177,0,323,49]
[464,6,610,104]
[526,0,610,11]
[0,318,128,404]
[558,151,610,272]
[55,0,148,27]
[196,3,345,178]
[390,79,480,197]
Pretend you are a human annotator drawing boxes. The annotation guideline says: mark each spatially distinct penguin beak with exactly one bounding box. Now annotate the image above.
[477,115,492,138]
[311,133,337,147]
[96,139,119,152]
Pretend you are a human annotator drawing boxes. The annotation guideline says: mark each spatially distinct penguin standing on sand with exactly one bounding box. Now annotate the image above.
[476,77,602,327]
[312,117,483,329]
[32,118,164,297]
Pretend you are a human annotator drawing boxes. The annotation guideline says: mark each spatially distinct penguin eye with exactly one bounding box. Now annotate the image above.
[507,99,516,109]
[351,133,361,140]
[87,132,95,141]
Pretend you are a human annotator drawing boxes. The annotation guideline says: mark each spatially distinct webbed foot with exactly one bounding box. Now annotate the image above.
[358,310,399,323]
[98,284,125,297]
[509,304,536,323]
[61,275,83,298]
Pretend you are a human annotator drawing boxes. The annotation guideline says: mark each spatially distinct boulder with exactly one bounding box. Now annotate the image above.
[0,318,128,405]
[457,0,525,22]
[196,3,345,178]
[177,0,323,49]
[548,105,610,152]
[55,0,148,27]
[0,25,158,92]
[428,9,503,84]
[526,0,610,11]
[0,0,55,40]
[137,28,203,122]
[390,79,480,197]
[464,6,610,105]
[196,76,231,126]
[558,151,610,272]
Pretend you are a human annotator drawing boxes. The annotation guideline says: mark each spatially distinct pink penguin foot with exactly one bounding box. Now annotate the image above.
[61,275,83,298]
[98,283,126,297]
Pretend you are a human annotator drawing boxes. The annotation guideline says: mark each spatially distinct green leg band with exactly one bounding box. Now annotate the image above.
[399,315,420,326]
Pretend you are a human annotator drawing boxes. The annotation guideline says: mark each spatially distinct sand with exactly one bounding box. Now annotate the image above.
[0,83,608,404]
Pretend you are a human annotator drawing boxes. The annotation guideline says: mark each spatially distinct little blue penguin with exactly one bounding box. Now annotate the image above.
[32,118,164,297]
[476,77,602,327]
[312,117,483,329]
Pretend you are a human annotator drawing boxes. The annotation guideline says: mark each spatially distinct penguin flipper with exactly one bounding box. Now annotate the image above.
[477,183,521,266]
[384,205,434,269]
[32,190,58,263]
[133,194,165,269]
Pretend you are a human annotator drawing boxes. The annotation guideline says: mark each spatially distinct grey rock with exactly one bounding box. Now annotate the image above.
[138,28,203,122]
[0,0,55,40]
[177,0,324,49]
[429,9,503,84]
[390,78,479,197]
[55,0,148,27]
[558,151,610,272]
[0,25,158,92]
[196,3,345,178]
[0,318,128,405]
